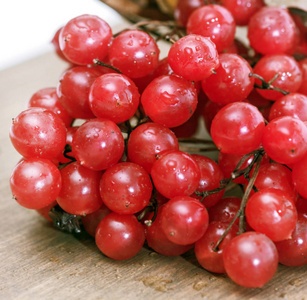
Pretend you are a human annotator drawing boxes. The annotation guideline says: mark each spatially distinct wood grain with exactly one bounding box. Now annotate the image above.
[1,47,307,300]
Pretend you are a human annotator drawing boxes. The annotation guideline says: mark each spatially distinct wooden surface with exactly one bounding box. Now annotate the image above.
[1,50,307,300]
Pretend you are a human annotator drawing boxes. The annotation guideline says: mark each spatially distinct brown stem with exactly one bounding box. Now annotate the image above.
[212,151,263,252]
[93,59,122,74]
[249,72,290,96]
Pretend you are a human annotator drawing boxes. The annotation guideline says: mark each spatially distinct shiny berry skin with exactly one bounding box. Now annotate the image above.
[59,14,112,65]
[95,213,145,260]
[108,29,160,79]
[195,221,239,273]
[187,4,236,53]
[201,53,254,105]
[168,34,219,82]
[99,162,153,214]
[261,116,307,165]
[223,231,279,288]
[191,154,225,208]
[253,54,302,101]
[141,75,198,128]
[298,58,307,96]
[174,0,203,27]
[145,208,194,256]
[89,73,140,123]
[208,197,241,225]
[27,87,73,127]
[127,122,179,173]
[269,93,307,122]
[251,162,298,204]
[57,161,103,215]
[72,118,125,171]
[248,7,297,55]
[292,154,307,199]
[10,158,62,209]
[245,188,298,241]
[221,0,265,26]
[81,203,111,237]
[57,66,101,119]
[210,102,265,155]
[160,196,209,245]
[10,107,67,160]
[274,213,307,267]
[151,150,201,199]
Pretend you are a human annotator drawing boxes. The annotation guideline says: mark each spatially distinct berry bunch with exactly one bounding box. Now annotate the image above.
[9,1,307,289]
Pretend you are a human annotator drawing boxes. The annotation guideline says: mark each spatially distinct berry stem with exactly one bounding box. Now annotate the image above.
[212,150,264,252]
[93,59,122,73]
[249,72,290,95]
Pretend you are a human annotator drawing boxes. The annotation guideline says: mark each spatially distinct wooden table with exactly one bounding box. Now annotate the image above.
[1,47,307,300]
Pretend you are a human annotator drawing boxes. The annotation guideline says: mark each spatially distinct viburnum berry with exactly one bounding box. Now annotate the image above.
[245,188,298,241]
[223,231,279,288]
[72,118,125,171]
[10,158,62,210]
[10,107,67,160]
[187,4,236,53]
[210,102,265,155]
[89,73,140,123]
[108,29,160,78]
[201,53,254,105]
[160,195,209,245]
[59,14,112,65]
[127,122,179,173]
[150,150,201,199]
[141,75,198,128]
[247,7,297,55]
[168,34,220,82]
[99,162,153,214]
[95,213,145,260]
[261,116,307,165]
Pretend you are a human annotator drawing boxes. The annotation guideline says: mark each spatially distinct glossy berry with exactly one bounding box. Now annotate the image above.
[81,203,111,237]
[269,93,307,122]
[168,34,219,82]
[160,195,209,245]
[141,75,198,128]
[262,116,307,165]
[10,107,67,160]
[248,7,297,55]
[151,150,201,199]
[57,66,101,119]
[201,53,254,105]
[95,213,145,260]
[57,161,103,215]
[27,87,73,127]
[89,73,140,123]
[187,4,236,53]
[195,221,239,273]
[127,122,179,173]
[145,208,194,256]
[99,162,153,214]
[174,0,203,27]
[274,213,307,267]
[72,118,125,171]
[108,29,160,78]
[10,158,62,209]
[59,14,112,65]
[246,188,298,241]
[221,0,265,26]
[292,154,307,199]
[223,231,279,288]
[253,54,302,101]
[210,102,265,155]
[192,154,225,208]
